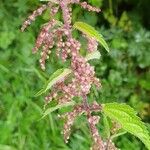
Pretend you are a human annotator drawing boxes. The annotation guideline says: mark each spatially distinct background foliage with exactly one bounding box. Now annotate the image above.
[0,0,150,149]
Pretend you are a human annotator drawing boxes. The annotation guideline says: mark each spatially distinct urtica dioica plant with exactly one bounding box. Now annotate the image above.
[21,0,150,149]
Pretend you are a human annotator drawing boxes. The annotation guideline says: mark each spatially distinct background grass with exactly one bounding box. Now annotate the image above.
[0,0,150,149]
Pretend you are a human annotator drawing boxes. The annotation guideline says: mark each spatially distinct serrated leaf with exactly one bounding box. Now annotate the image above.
[85,50,101,61]
[103,103,150,150]
[42,101,75,118]
[73,22,109,52]
[35,68,71,97]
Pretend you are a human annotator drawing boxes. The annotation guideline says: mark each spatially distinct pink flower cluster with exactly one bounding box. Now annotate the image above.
[87,37,99,52]
[21,1,116,149]
[63,104,84,143]
[103,140,118,150]
[80,2,101,12]
[61,101,102,143]
[88,115,105,150]
[21,2,52,32]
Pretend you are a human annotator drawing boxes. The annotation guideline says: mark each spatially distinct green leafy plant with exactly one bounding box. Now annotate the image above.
[73,22,109,52]
[21,0,150,149]
[35,68,72,97]
[103,103,150,149]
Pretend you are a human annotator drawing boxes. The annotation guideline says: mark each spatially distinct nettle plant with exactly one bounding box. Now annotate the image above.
[21,0,150,149]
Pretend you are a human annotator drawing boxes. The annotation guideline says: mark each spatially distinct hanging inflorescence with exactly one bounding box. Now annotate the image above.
[21,1,117,150]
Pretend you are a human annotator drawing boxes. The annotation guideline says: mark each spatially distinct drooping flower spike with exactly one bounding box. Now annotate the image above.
[21,1,117,149]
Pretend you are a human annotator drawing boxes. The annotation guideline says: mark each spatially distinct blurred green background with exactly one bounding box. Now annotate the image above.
[0,0,150,149]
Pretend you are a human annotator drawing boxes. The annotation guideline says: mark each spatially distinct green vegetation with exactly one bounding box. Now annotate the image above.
[0,0,150,149]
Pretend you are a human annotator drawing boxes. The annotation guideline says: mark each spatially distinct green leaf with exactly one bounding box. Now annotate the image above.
[103,115,110,138]
[41,20,62,29]
[85,50,101,61]
[35,68,71,97]
[103,103,150,150]
[0,31,15,49]
[0,64,9,73]
[42,101,75,118]
[0,145,16,150]
[73,22,109,52]
[111,130,127,140]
